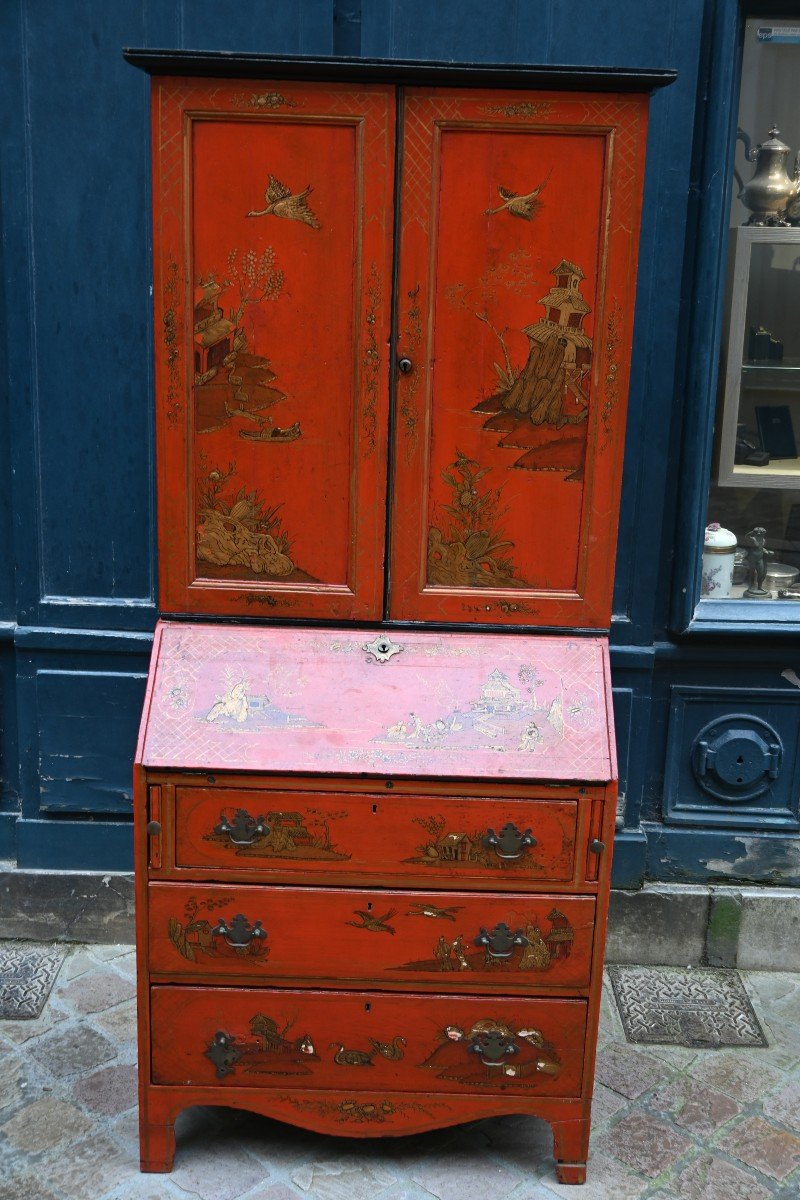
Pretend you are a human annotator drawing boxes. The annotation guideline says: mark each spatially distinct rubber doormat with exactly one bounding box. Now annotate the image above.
[607,965,768,1048]
[0,942,67,1019]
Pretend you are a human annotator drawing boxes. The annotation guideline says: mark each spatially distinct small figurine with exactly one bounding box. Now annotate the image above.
[743,526,774,598]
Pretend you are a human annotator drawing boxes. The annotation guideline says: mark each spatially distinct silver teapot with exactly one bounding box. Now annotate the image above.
[736,126,800,226]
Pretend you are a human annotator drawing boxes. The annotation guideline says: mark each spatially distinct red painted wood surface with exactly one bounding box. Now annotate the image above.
[390,88,649,628]
[148,884,595,989]
[150,986,587,1097]
[152,79,395,619]
[171,785,579,886]
[139,621,615,782]
[139,1085,588,1179]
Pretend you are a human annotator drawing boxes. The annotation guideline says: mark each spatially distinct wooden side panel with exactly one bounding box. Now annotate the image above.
[150,986,587,1096]
[152,78,395,619]
[173,786,579,887]
[148,884,595,989]
[390,88,649,628]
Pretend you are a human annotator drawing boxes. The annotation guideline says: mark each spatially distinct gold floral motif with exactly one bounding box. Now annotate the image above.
[287,1096,432,1124]
[427,450,528,588]
[362,261,381,455]
[400,284,422,459]
[601,299,622,447]
[231,91,299,110]
[480,101,555,119]
[163,256,181,424]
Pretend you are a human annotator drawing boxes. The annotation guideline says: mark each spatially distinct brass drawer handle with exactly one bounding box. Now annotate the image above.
[468,1028,519,1066]
[211,914,267,950]
[474,922,529,959]
[482,822,537,860]
[214,808,270,846]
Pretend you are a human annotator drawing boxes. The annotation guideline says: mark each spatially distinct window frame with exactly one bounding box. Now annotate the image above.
[670,1,800,635]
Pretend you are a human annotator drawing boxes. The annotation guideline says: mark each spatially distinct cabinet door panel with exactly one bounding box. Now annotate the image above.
[152,79,395,619]
[390,89,648,628]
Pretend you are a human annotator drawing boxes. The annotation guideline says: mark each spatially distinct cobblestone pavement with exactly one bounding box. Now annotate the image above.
[1,947,800,1199]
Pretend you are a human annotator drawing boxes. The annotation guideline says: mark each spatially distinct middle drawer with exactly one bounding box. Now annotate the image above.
[148,884,595,990]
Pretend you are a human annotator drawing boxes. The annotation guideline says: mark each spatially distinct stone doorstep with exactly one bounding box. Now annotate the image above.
[1,870,799,970]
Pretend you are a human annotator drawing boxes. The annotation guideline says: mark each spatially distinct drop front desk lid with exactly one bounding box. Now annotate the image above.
[137,621,616,783]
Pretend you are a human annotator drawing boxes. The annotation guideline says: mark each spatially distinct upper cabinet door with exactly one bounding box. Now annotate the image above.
[153,80,395,619]
[389,89,649,629]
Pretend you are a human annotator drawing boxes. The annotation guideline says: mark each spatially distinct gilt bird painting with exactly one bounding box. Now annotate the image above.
[485,178,548,221]
[246,175,321,228]
[406,902,463,922]
[346,908,397,935]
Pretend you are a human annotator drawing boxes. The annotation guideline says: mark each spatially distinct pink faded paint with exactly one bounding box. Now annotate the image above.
[138,621,614,781]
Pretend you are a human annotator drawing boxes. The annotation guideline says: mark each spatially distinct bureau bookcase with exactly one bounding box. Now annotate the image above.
[128,49,673,1185]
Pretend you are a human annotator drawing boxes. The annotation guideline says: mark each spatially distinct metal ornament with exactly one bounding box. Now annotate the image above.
[736,126,800,226]
[474,922,529,958]
[742,526,774,598]
[214,809,270,845]
[204,1031,242,1078]
[482,822,537,860]
[363,634,404,663]
[211,914,268,949]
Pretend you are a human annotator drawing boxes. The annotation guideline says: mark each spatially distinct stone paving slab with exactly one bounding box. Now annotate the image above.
[0,951,798,1199]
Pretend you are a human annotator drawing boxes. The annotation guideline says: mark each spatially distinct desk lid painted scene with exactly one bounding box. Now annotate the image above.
[138,622,614,781]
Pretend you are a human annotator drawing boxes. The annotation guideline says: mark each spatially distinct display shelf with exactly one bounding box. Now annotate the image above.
[716,225,800,489]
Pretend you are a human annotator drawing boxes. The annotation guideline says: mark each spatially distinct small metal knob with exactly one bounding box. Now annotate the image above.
[589,839,605,854]
[147,820,161,837]
[397,357,413,374]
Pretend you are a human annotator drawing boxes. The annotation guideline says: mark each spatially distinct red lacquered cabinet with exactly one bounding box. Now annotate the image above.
[128,49,673,1187]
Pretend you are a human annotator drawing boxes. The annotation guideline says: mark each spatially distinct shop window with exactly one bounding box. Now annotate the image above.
[703,18,800,605]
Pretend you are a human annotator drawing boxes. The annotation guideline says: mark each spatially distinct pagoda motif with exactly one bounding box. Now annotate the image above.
[473,258,595,479]
[193,278,236,383]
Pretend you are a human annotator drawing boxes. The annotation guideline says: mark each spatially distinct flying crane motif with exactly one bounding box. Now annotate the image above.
[246,175,321,228]
[484,178,548,221]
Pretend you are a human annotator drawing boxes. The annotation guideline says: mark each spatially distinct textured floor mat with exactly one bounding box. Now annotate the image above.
[608,965,768,1048]
[0,942,67,1018]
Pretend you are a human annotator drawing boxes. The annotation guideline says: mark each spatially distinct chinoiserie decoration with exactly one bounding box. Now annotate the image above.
[701,524,737,598]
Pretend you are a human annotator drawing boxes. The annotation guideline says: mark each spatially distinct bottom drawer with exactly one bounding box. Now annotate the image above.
[150,986,586,1097]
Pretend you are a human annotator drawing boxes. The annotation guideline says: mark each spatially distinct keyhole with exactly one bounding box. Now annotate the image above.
[736,756,744,765]
[367,901,373,911]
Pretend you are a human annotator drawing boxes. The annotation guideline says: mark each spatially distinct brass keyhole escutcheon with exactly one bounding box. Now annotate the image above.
[397,356,413,374]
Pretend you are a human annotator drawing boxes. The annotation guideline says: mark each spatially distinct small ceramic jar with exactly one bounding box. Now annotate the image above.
[702,523,737,597]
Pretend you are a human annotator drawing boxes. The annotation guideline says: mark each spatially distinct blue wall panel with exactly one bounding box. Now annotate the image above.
[35,670,148,815]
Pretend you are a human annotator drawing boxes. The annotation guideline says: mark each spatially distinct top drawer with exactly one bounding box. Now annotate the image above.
[168,786,580,889]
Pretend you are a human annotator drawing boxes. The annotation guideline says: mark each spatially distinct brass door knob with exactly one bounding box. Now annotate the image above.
[146,820,161,836]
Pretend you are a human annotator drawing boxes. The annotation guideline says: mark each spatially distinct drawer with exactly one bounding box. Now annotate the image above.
[150,985,586,1097]
[148,884,595,990]
[171,786,579,887]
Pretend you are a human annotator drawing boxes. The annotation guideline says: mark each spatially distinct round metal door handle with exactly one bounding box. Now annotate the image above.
[397,357,413,374]
[589,839,605,854]
[146,820,162,836]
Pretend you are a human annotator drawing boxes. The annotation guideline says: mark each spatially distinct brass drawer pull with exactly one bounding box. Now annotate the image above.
[210,914,267,950]
[469,1028,519,1066]
[482,822,537,860]
[214,808,270,846]
[474,922,529,959]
